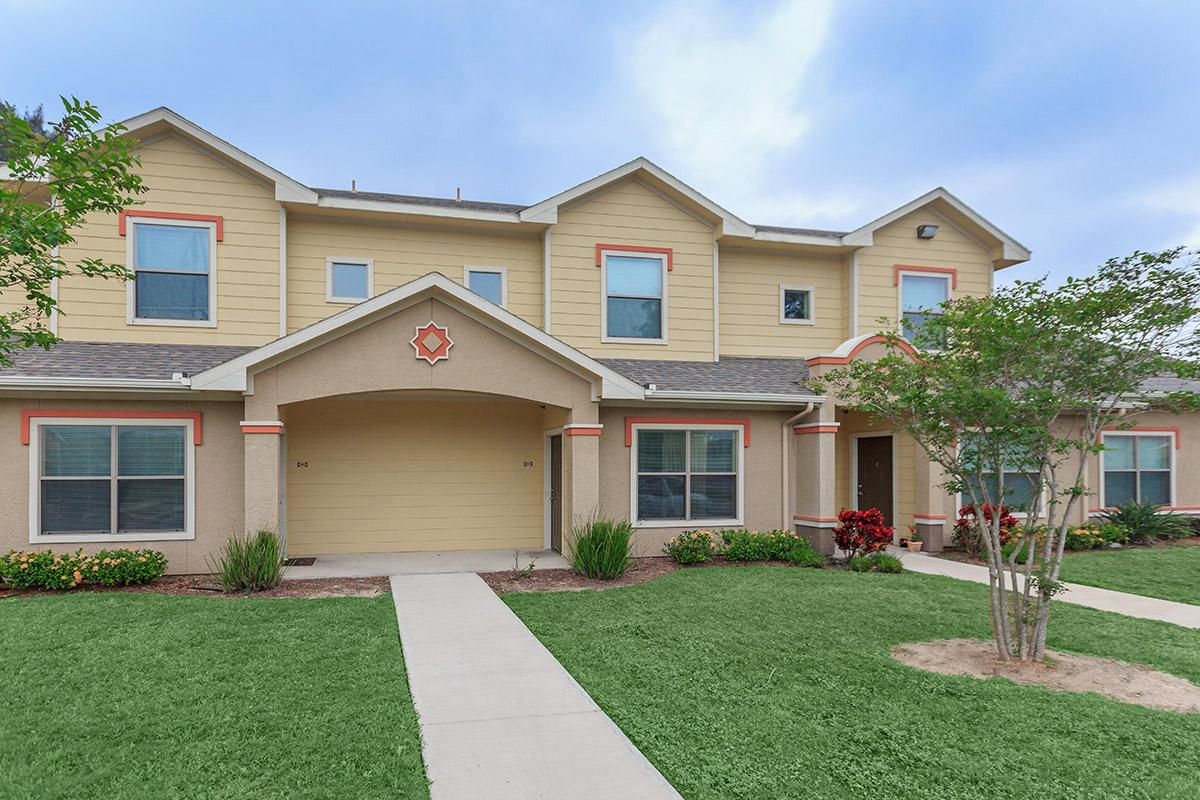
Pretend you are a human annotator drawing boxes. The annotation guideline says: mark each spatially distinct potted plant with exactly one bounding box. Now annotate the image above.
[906,528,923,552]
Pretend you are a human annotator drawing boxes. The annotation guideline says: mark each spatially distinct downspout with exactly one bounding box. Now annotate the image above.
[781,402,818,529]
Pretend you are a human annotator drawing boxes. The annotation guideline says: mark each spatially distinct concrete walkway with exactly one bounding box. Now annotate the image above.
[899,551,1200,629]
[284,548,568,579]
[390,573,682,800]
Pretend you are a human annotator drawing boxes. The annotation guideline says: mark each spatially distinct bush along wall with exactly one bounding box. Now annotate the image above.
[0,549,167,590]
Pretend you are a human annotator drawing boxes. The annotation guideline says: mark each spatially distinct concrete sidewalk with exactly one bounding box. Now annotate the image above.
[900,551,1200,629]
[284,548,568,580]
[390,573,682,800]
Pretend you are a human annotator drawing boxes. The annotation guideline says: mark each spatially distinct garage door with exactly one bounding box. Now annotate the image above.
[285,397,544,555]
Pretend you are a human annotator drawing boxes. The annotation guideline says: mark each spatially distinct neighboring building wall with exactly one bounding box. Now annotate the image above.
[53,135,282,345]
[285,397,548,555]
[855,207,993,337]
[549,180,716,360]
[597,406,795,554]
[0,396,245,574]
[718,248,848,356]
[285,217,543,331]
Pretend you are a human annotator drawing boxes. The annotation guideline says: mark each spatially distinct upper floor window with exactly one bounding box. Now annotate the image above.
[464,266,507,307]
[326,257,373,303]
[900,272,950,342]
[128,220,216,325]
[602,252,667,343]
[779,285,814,325]
[1102,434,1172,507]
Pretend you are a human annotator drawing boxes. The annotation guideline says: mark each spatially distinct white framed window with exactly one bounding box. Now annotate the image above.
[779,284,815,325]
[601,250,668,344]
[28,418,195,543]
[630,424,743,527]
[125,218,217,327]
[958,439,1044,515]
[1100,433,1174,507]
[464,265,508,307]
[899,271,951,341]
[326,257,373,303]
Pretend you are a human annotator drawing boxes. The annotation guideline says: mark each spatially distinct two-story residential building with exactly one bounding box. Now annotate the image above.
[2,108,1195,572]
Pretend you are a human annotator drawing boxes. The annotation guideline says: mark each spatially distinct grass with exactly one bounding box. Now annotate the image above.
[0,593,428,800]
[505,567,1200,800]
[1059,542,1200,605]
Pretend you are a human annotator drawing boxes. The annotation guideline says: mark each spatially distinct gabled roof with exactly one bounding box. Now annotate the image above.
[842,187,1031,267]
[519,157,757,237]
[189,272,646,399]
[119,107,318,204]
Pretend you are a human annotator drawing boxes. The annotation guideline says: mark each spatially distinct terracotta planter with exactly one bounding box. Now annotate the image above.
[906,541,924,552]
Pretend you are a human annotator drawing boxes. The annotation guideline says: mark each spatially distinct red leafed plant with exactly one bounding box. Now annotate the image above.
[953,503,1018,557]
[833,508,894,560]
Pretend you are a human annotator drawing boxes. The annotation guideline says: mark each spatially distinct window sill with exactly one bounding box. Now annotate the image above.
[779,318,815,326]
[29,531,194,544]
[128,318,217,329]
[326,296,367,305]
[602,336,669,345]
[635,518,742,529]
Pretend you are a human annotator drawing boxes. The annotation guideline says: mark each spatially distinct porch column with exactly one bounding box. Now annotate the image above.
[243,420,284,536]
[912,448,947,552]
[791,406,840,556]
[561,423,601,549]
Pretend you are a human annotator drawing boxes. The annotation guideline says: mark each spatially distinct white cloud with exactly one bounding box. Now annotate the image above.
[623,0,836,222]
[1136,176,1200,248]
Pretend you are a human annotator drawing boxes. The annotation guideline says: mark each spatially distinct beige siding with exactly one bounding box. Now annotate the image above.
[285,398,545,554]
[49,135,282,344]
[855,208,993,337]
[286,218,543,332]
[718,248,848,357]
[550,180,715,360]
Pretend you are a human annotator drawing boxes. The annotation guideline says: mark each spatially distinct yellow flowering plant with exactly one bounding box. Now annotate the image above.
[663,530,717,564]
[0,548,167,590]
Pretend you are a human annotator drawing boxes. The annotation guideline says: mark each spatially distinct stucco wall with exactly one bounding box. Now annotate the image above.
[0,397,244,574]
[597,406,795,555]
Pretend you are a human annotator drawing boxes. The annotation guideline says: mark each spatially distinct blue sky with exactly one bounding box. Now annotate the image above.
[4,0,1199,285]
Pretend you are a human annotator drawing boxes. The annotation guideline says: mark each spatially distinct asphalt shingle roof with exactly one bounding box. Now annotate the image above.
[598,357,816,396]
[1139,376,1200,394]
[0,341,254,381]
[315,188,527,214]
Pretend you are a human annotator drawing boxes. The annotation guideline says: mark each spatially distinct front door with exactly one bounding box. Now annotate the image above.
[549,435,563,552]
[856,435,894,527]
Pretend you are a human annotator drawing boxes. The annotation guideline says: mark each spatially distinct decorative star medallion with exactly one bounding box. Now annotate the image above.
[411,321,454,364]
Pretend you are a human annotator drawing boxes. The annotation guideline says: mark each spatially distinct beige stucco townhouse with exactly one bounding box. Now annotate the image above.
[2,108,1197,573]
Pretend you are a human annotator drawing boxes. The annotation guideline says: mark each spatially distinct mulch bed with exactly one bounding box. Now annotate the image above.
[479,554,839,594]
[0,574,389,600]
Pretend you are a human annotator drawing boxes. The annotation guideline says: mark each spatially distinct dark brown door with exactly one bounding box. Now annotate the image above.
[856,436,894,526]
[550,435,563,552]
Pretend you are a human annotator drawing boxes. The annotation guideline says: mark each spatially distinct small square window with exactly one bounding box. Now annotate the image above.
[779,286,814,324]
[327,258,372,303]
[465,267,507,307]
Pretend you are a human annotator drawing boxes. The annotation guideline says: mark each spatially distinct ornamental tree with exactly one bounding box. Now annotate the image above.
[818,249,1200,662]
[0,97,145,364]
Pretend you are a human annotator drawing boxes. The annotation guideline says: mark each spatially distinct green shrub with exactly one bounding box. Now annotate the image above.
[847,552,903,573]
[721,529,813,562]
[664,530,717,564]
[1098,502,1191,542]
[569,514,634,579]
[209,529,284,593]
[783,538,825,567]
[1065,525,1104,550]
[0,548,167,590]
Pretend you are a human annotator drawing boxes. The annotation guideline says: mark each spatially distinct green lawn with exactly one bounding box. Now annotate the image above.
[0,593,428,800]
[1059,543,1200,605]
[506,567,1200,800]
